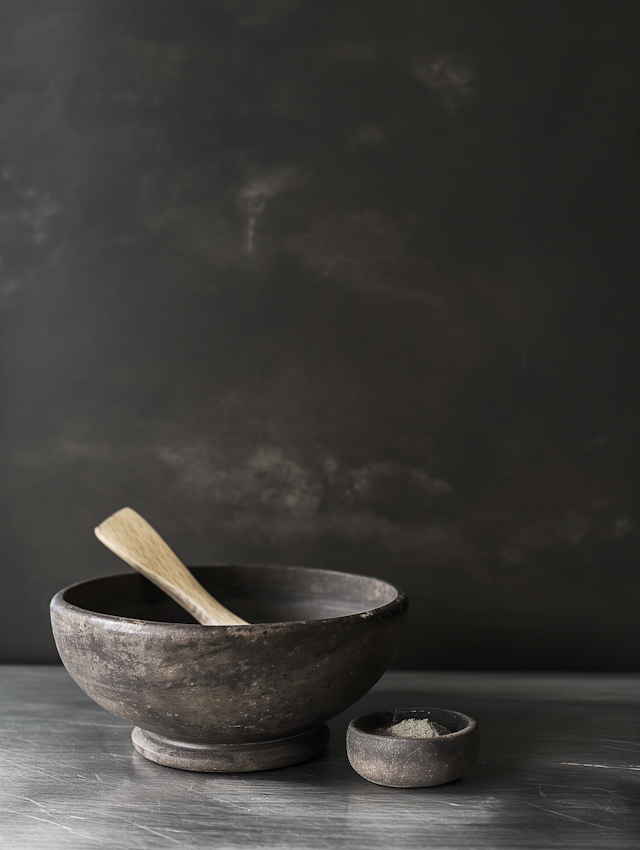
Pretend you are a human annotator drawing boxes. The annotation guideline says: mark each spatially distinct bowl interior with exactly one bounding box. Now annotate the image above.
[353,708,473,737]
[62,565,400,625]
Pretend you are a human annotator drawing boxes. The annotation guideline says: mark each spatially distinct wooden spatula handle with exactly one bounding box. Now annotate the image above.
[94,507,248,626]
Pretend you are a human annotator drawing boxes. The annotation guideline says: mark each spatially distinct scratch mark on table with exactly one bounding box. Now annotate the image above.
[596,738,640,748]
[524,802,623,831]
[123,819,185,844]
[597,743,640,754]
[3,809,106,843]
[212,797,252,813]
[7,794,54,817]
[561,762,640,771]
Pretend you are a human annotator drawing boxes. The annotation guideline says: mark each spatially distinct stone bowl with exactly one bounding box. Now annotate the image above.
[51,565,407,772]
[346,707,479,787]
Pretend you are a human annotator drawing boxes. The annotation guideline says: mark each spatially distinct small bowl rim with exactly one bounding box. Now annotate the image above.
[50,564,408,630]
[348,708,477,743]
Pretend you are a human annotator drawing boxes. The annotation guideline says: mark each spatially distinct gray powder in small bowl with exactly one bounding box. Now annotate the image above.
[376,718,452,738]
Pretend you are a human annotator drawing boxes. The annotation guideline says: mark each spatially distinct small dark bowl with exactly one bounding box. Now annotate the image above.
[347,707,479,787]
[51,565,407,772]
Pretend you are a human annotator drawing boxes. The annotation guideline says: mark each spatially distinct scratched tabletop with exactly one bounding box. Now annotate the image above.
[1,667,639,849]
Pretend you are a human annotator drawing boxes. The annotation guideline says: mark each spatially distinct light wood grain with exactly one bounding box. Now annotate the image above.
[94,507,248,626]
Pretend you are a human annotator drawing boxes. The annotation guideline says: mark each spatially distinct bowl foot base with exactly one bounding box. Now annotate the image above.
[132,723,330,772]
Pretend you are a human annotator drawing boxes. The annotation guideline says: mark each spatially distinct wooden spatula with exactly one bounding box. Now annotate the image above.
[94,507,248,626]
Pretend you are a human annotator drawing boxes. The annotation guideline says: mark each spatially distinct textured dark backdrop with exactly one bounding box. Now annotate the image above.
[1,0,639,668]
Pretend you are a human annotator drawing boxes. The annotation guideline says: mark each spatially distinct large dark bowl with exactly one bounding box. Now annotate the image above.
[51,565,407,772]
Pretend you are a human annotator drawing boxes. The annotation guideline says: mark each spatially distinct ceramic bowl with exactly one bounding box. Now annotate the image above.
[346,707,479,787]
[51,565,407,772]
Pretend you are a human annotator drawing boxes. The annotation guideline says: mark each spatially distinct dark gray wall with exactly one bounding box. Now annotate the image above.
[1,0,639,669]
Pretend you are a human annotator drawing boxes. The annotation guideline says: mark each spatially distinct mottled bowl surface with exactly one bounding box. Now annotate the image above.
[51,566,408,754]
[347,707,479,787]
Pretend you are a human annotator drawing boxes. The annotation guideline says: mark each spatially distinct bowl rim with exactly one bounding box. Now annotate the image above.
[347,708,477,743]
[50,563,408,630]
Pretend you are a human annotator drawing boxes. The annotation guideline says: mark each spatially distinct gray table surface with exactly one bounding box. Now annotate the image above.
[0,666,639,849]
